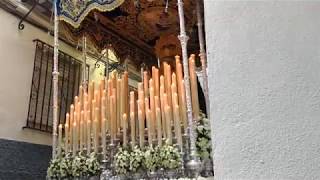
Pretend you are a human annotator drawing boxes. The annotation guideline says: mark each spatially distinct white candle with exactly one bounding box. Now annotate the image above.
[123,114,128,147]
[156,107,162,146]
[138,110,144,147]
[72,122,77,156]
[130,112,135,146]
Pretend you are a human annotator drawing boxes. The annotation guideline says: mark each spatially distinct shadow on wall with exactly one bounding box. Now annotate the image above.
[0,138,51,180]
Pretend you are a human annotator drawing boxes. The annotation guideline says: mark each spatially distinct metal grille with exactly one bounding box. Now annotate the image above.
[25,39,85,133]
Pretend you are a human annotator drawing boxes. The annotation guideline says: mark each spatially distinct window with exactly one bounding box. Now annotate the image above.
[25,39,87,133]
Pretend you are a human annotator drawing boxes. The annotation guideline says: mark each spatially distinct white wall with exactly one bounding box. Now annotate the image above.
[0,8,106,145]
[205,1,320,180]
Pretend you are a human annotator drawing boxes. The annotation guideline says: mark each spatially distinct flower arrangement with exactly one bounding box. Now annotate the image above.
[47,152,101,179]
[142,146,160,172]
[196,112,212,161]
[114,144,182,176]
[158,142,182,170]
[129,146,144,173]
[72,152,88,178]
[114,148,131,175]
[47,153,72,179]
[85,153,101,177]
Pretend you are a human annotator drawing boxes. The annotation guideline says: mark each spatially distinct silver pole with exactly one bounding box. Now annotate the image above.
[196,0,210,118]
[177,0,200,171]
[52,0,60,158]
[82,35,87,89]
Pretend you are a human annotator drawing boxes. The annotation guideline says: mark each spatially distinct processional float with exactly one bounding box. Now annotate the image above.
[51,0,210,178]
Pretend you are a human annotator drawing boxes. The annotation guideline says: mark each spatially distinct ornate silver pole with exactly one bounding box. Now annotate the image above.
[177,0,200,174]
[82,35,87,89]
[52,0,60,158]
[196,0,210,118]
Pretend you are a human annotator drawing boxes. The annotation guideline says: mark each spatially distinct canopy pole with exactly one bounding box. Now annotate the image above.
[177,0,201,173]
[196,0,210,118]
[52,0,60,159]
[82,35,87,89]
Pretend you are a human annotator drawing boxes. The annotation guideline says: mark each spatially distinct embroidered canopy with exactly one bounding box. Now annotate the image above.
[57,0,124,28]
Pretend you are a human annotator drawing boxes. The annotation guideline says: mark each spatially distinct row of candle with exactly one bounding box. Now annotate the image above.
[57,54,200,157]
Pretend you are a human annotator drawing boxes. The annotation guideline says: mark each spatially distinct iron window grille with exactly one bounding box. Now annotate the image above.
[24,39,88,133]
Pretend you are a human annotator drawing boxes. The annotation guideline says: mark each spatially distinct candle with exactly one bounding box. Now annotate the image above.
[149,79,156,140]
[138,110,144,147]
[154,68,160,97]
[87,112,91,155]
[138,83,145,121]
[160,76,166,138]
[117,79,121,132]
[111,94,116,144]
[130,91,135,146]
[65,113,70,153]
[143,71,148,97]
[189,54,200,121]
[79,86,83,109]
[74,113,78,153]
[165,64,172,110]
[173,104,183,150]
[76,102,81,140]
[123,114,128,147]
[58,124,62,156]
[156,107,162,146]
[165,106,172,144]
[147,110,152,146]
[94,107,99,153]
[72,122,77,156]
[130,112,135,146]
[123,72,129,117]
[80,111,84,152]
[101,117,107,158]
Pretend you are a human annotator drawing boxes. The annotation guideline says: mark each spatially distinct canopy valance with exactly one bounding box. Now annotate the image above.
[57,0,124,28]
